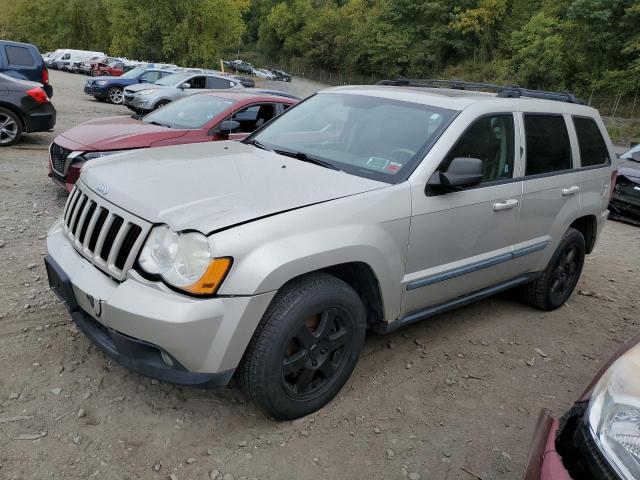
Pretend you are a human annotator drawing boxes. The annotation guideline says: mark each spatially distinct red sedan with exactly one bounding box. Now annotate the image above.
[49,91,297,191]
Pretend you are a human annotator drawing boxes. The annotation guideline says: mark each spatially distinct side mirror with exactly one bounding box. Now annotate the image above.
[180,82,191,89]
[211,120,240,138]
[427,157,484,194]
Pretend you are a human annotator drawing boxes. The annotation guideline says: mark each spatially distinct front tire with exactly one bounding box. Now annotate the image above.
[107,86,123,104]
[0,108,23,147]
[237,273,366,420]
[154,99,170,110]
[521,228,585,310]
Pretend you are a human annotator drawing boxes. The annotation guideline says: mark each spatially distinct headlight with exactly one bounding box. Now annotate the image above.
[94,80,107,86]
[587,342,640,479]
[137,89,155,96]
[138,225,231,295]
[81,150,129,161]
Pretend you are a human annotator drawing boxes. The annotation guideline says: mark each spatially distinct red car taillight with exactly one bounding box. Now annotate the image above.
[610,169,618,200]
[42,66,49,84]
[26,87,49,104]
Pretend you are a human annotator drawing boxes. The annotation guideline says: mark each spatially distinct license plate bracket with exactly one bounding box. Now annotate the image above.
[44,255,78,312]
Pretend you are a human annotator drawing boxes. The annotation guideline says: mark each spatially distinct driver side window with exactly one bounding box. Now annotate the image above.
[441,114,515,183]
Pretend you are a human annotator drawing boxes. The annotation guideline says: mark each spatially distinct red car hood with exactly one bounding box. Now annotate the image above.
[58,116,189,151]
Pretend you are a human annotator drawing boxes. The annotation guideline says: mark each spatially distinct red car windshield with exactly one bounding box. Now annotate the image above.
[142,94,235,129]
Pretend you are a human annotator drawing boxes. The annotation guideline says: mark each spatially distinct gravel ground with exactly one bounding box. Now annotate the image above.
[1,70,639,480]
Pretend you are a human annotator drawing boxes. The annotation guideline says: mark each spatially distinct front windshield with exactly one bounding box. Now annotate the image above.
[142,94,234,129]
[249,92,457,183]
[121,67,145,79]
[621,144,640,161]
[154,73,190,86]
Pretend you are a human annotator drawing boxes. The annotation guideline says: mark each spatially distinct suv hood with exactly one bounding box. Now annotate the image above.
[81,141,388,233]
[618,160,640,181]
[59,116,188,150]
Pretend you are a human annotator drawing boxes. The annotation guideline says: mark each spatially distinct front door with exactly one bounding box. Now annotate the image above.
[402,113,523,316]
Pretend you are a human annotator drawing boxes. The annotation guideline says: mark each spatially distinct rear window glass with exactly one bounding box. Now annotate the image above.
[524,115,572,176]
[573,117,609,167]
[5,45,35,66]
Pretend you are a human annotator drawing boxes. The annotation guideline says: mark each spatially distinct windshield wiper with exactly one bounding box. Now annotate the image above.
[273,148,340,171]
[148,120,172,128]
[244,138,272,151]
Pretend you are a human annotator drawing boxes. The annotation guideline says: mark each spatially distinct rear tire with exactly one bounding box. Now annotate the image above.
[236,272,366,420]
[0,107,23,147]
[520,228,585,310]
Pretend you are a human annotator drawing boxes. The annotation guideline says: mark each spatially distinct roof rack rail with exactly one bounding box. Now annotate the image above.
[376,78,585,105]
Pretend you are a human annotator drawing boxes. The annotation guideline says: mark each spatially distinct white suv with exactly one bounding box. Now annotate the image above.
[46,80,616,419]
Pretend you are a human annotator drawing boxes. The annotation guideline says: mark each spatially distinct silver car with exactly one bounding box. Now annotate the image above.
[123,71,243,113]
[46,82,615,420]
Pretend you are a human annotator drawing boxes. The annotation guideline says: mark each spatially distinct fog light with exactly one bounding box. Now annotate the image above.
[161,350,174,367]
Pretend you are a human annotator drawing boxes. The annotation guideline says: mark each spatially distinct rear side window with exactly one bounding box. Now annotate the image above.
[5,45,35,66]
[442,114,515,183]
[524,115,572,176]
[573,117,609,167]
[207,77,232,89]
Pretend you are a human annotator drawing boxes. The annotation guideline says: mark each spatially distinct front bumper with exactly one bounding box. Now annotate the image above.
[609,194,640,226]
[524,410,573,480]
[45,221,276,386]
[124,95,153,113]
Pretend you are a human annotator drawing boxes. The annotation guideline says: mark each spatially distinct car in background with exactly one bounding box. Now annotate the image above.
[72,55,102,74]
[84,67,174,105]
[0,73,55,146]
[226,59,254,75]
[123,71,243,114]
[271,69,292,82]
[0,40,53,97]
[56,50,104,72]
[253,68,276,80]
[48,91,296,190]
[91,59,126,77]
[609,144,640,225]
[232,75,255,88]
[524,332,640,479]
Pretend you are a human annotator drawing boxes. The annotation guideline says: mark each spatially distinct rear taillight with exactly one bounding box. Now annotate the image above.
[42,66,49,84]
[610,169,618,200]
[26,87,49,104]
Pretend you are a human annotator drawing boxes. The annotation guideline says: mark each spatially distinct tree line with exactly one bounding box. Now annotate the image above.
[1,0,639,96]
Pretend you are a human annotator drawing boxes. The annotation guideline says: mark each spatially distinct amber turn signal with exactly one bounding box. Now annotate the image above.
[184,257,233,295]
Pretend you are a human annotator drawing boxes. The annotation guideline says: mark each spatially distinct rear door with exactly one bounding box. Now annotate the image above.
[511,113,580,273]
[206,76,236,89]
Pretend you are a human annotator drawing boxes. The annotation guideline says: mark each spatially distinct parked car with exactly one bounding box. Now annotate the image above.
[48,91,297,191]
[226,59,253,75]
[57,50,105,72]
[253,68,276,80]
[91,60,126,77]
[524,331,640,479]
[271,69,292,82]
[45,80,615,419]
[232,75,255,88]
[123,72,243,113]
[609,144,640,225]
[84,67,174,104]
[0,73,55,146]
[0,40,52,97]
[73,55,102,74]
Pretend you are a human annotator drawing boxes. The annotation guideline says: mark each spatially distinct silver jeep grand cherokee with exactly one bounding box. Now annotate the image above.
[45,80,616,419]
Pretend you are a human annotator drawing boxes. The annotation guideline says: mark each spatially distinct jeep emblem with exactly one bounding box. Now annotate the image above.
[95,184,109,195]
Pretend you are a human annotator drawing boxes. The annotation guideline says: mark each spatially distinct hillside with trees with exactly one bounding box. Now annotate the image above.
[2,0,639,116]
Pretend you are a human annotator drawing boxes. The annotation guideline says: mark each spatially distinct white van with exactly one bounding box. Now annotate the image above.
[54,50,104,71]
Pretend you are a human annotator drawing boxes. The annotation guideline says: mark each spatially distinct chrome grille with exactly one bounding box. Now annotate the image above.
[50,142,72,177]
[62,183,151,281]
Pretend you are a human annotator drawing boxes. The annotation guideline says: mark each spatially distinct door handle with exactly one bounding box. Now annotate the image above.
[493,199,519,211]
[561,186,580,196]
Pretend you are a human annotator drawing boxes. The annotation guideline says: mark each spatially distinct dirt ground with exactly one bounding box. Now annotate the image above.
[1,71,639,480]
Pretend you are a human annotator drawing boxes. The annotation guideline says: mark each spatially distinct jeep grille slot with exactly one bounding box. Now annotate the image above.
[61,183,151,281]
